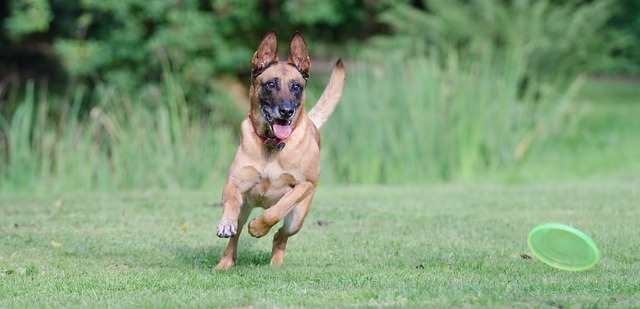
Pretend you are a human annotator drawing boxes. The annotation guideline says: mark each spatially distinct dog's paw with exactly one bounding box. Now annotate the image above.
[270,253,284,267]
[216,218,237,238]
[248,218,271,238]
[214,258,235,271]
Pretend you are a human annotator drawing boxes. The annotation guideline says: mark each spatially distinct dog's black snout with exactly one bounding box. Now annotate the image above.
[278,105,295,119]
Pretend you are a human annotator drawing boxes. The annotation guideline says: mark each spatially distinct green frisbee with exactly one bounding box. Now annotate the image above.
[527,223,600,271]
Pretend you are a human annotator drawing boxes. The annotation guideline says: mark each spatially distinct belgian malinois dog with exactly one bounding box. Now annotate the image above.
[215,32,345,270]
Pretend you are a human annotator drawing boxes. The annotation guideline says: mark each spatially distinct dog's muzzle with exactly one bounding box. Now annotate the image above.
[261,104,295,141]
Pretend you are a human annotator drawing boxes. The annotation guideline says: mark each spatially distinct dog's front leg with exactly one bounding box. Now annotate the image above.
[215,164,260,270]
[271,191,314,266]
[215,202,252,271]
[248,181,314,238]
[216,181,244,238]
[215,181,249,271]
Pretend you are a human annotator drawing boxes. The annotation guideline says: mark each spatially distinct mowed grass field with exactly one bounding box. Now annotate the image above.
[1,183,639,307]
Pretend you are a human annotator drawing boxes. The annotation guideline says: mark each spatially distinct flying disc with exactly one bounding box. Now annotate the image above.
[527,223,600,271]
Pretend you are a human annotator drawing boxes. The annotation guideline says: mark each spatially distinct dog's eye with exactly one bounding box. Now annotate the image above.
[290,82,303,93]
[263,80,277,90]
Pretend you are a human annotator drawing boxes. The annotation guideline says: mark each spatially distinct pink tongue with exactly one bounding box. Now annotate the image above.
[272,124,292,139]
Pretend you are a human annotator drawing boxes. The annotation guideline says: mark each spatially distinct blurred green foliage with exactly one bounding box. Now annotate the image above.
[4,0,52,40]
[1,0,640,190]
[607,0,640,74]
[0,0,638,100]
[1,0,390,93]
[374,0,617,82]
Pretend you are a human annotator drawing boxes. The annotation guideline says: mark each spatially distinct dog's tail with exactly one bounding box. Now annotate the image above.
[309,59,346,129]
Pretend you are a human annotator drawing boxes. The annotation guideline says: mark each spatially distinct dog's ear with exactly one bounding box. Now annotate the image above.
[251,32,278,77]
[287,32,310,79]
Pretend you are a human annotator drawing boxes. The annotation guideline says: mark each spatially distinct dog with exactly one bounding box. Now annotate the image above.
[214,32,345,270]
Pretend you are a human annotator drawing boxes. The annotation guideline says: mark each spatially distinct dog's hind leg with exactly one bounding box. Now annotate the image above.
[215,204,252,271]
[270,192,314,266]
[248,182,314,238]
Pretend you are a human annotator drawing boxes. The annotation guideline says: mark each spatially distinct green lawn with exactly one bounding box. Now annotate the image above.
[1,183,639,307]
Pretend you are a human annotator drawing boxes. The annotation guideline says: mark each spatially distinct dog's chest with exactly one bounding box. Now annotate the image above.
[246,159,303,207]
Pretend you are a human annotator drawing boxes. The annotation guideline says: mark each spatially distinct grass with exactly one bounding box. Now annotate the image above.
[498,78,640,182]
[1,183,639,307]
[319,56,580,183]
[1,52,583,191]
[0,80,236,193]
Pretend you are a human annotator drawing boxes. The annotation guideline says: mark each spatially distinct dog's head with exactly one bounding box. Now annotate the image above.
[249,32,310,141]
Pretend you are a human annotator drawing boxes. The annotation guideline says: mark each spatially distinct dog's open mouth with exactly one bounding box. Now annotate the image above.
[271,121,292,140]
[260,105,293,140]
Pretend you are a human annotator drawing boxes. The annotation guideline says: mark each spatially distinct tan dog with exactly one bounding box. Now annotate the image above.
[215,32,345,270]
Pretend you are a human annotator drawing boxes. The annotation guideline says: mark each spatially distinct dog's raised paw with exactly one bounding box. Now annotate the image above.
[248,218,271,238]
[216,218,237,238]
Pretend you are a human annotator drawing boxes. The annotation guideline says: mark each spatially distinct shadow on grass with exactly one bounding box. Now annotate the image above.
[173,245,271,269]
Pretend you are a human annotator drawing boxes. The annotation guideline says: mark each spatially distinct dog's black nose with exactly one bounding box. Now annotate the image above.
[278,105,295,119]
